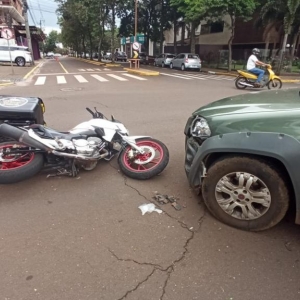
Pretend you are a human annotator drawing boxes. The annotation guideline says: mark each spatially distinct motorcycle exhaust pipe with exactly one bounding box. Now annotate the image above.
[52,149,109,161]
[239,82,253,87]
[0,123,52,152]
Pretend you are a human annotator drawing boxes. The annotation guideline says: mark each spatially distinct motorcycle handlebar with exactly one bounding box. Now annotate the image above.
[86,107,94,116]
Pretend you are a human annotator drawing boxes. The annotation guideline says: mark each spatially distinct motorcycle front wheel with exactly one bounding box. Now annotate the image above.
[267,78,282,90]
[235,76,248,89]
[0,142,44,184]
[118,138,169,180]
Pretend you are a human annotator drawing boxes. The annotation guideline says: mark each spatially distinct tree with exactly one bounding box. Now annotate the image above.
[260,0,300,73]
[203,0,257,71]
[44,30,61,53]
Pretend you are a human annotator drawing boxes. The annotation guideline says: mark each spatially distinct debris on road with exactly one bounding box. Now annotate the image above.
[138,203,163,215]
[152,192,183,211]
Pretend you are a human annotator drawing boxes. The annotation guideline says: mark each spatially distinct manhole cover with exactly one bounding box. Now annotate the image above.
[60,87,83,92]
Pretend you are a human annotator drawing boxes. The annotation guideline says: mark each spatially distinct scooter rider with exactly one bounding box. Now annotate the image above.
[247,48,269,87]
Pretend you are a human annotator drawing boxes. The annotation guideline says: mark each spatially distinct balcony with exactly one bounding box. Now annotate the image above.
[0,0,24,24]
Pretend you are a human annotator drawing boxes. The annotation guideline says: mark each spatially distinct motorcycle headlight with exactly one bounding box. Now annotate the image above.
[190,117,211,138]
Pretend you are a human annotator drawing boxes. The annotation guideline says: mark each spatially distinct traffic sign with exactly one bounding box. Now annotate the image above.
[1,28,14,40]
[132,50,139,59]
[132,42,140,51]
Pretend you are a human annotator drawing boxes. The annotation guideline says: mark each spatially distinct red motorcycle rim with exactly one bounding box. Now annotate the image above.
[123,140,164,172]
[0,144,34,171]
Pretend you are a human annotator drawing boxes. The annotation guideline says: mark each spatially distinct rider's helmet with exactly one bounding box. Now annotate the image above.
[252,48,260,56]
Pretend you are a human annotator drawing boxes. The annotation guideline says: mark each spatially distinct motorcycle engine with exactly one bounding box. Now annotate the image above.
[73,137,105,157]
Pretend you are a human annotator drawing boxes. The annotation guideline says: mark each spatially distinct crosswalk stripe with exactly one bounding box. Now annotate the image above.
[160,73,192,80]
[94,68,102,71]
[173,73,206,80]
[35,76,46,85]
[91,74,108,82]
[74,75,88,83]
[122,73,147,81]
[78,69,85,71]
[107,74,128,81]
[57,76,67,84]
[86,69,94,71]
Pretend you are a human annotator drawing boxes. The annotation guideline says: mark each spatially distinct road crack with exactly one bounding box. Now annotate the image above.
[107,166,207,299]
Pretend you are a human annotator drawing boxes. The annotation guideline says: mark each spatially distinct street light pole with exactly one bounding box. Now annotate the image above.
[135,0,137,42]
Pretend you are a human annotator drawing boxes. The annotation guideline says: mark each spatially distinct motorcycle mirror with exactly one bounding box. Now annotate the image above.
[111,115,115,122]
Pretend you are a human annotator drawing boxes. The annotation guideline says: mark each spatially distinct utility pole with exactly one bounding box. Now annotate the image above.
[22,0,34,66]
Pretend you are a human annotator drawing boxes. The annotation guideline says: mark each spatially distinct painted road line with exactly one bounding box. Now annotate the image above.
[74,75,88,83]
[160,73,192,80]
[59,62,69,73]
[122,73,147,80]
[86,69,94,71]
[107,74,128,81]
[94,68,102,71]
[57,76,67,84]
[91,74,108,82]
[23,61,43,80]
[173,73,207,80]
[35,76,46,85]
[78,69,86,71]
[103,68,111,71]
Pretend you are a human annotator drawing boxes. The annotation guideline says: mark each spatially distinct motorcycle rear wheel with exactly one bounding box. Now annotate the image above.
[118,138,169,180]
[0,142,44,184]
[235,76,248,89]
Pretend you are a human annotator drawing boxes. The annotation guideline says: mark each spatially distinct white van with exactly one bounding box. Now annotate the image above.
[0,45,32,66]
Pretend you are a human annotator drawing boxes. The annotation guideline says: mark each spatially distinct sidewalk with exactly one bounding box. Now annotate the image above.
[0,60,44,86]
[201,67,300,83]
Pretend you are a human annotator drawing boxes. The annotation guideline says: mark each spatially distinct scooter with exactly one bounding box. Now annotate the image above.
[235,65,282,90]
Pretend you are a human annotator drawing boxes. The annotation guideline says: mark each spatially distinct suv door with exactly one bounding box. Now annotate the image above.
[0,46,9,62]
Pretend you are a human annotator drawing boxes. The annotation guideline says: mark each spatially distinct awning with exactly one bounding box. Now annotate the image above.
[0,6,24,24]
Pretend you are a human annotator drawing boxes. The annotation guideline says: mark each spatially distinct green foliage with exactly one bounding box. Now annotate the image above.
[44,30,61,53]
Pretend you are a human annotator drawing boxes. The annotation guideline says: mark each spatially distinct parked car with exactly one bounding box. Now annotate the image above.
[184,88,300,231]
[154,53,176,68]
[170,53,201,71]
[0,45,32,66]
[114,51,127,62]
[103,52,112,60]
[139,52,155,65]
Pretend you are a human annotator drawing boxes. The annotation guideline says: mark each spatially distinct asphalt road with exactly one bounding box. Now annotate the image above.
[0,57,299,300]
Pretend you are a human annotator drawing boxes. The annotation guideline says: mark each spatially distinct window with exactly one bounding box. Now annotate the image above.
[201,21,224,34]
[167,54,175,58]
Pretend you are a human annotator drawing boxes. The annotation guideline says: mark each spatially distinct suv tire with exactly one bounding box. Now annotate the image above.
[202,156,289,231]
[15,57,26,67]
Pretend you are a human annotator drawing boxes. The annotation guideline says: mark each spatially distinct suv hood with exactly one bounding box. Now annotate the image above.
[192,89,300,139]
[193,89,300,117]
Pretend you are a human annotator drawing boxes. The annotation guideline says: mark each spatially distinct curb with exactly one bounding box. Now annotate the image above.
[23,61,44,80]
[106,63,121,67]
[123,68,160,76]
[205,70,300,83]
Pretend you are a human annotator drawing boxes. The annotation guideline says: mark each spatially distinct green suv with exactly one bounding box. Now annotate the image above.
[184,89,300,231]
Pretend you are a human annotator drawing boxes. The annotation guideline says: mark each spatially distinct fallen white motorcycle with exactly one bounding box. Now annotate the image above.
[0,107,169,184]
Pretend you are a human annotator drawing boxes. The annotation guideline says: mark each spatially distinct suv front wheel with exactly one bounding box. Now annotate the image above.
[15,57,26,67]
[202,156,289,231]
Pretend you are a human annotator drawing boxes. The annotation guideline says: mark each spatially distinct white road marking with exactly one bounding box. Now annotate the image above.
[86,69,94,71]
[94,68,102,71]
[78,69,85,71]
[57,76,67,84]
[173,73,207,80]
[103,68,111,71]
[160,73,192,80]
[74,75,88,83]
[122,73,147,80]
[106,74,128,81]
[34,76,46,85]
[91,74,108,82]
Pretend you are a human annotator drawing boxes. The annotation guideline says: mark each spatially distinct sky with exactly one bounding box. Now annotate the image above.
[27,0,61,35]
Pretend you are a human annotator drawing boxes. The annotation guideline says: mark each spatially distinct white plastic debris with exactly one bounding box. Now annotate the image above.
[138,203,163,215]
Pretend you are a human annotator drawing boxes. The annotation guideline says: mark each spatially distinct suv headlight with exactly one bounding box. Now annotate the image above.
[190,117,211,138]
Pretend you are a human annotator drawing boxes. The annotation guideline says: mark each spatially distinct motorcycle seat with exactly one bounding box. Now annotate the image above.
[29,124,96,140]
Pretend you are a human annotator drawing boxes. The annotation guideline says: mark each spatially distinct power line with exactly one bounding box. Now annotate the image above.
[30,7,57,14]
